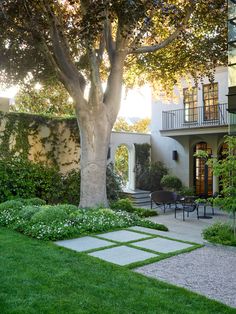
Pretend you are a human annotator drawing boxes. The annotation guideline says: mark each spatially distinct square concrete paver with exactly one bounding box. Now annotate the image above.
[133,237,193,253]
[89,245,157,266]
[97,230,150,242]
[55,236,113,252]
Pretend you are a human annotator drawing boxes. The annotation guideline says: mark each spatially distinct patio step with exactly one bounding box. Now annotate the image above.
[122,189,151,207]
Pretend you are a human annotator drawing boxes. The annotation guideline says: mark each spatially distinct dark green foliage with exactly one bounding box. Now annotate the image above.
[138,162,168,192]
[161,175,183,191]
[14,198,47,206]
[179,187,195,196]
[0,157,121,205]
[106,163,122,201]
[135,143,151,189]
[110,198,134,211]
[60,170,81,205]
[0,157,63,203]
[203,222,236,247]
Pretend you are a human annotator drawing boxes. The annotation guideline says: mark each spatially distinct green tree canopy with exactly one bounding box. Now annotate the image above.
[13,81,74,116]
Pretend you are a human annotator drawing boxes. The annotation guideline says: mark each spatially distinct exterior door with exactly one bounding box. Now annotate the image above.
[194,142,213,196]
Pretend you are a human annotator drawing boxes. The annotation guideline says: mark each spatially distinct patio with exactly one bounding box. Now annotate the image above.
[148,206,229,244]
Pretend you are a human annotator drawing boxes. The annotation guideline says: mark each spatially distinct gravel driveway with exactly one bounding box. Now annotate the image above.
[135,245,236,308]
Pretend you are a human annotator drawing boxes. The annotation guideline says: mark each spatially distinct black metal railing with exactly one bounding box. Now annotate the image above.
[162,103,228,130]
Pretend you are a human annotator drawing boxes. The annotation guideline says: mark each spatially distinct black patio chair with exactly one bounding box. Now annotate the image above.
[150,190,178,213]
[175,196,199,221]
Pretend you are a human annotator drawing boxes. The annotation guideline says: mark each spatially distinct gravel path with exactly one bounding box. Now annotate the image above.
[135,245,236,308]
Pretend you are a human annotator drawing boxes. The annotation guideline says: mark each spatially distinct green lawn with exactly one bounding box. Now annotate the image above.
[0,228,234,314]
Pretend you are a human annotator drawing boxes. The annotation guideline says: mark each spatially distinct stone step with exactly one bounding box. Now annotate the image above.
[122,189,151,207]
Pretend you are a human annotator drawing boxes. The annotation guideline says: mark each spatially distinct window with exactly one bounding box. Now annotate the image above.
[183,87,198,122]
[203,83,218,120]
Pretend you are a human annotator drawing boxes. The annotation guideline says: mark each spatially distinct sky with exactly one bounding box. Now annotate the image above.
[118,85,152,119]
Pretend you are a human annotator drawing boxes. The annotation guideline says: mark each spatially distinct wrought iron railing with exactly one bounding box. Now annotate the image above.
[162,103,228,131]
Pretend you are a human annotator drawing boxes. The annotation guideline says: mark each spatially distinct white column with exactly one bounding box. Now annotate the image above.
[213,175,219,194]
[128,145,136,191]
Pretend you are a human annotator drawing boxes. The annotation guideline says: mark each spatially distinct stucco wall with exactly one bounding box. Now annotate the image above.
[0,112,151,178]
[0,112,81,173]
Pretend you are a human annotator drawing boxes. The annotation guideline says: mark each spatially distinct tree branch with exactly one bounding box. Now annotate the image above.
[104,18,115,63]
[103,22,128,123]
[129,2,195,55]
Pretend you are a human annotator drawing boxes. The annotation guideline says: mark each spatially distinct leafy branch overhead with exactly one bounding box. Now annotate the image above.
[0,0,226,94]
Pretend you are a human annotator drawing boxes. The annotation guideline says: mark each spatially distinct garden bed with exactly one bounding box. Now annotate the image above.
[0,198,167,241]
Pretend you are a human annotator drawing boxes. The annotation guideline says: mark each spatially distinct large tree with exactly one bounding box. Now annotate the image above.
[0,0,226,207]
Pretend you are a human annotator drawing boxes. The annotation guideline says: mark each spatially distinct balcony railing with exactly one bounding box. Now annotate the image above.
[162,103,228,131]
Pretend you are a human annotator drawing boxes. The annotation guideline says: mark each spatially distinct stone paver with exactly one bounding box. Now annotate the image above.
[135,246,236,308]
[89,245,157,266]
[133,237,193,253]
[55,236,113,252]
[97,230,151,242]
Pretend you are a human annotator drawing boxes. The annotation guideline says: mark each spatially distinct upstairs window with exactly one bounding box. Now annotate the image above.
[203,83,219,120]
[183,87,198,122]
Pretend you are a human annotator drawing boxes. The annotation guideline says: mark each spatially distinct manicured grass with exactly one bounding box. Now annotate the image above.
[0,228,234,314]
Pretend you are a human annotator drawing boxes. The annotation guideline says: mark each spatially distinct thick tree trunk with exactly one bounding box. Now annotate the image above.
[78,106,112,208]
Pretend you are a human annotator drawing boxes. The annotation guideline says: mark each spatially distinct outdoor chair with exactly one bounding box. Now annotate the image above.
[175,196,199,221]
[150,190,178,213]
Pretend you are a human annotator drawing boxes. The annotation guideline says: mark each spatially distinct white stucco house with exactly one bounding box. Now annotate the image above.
[150,66,229,196]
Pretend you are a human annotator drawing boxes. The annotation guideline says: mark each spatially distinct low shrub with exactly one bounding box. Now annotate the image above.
[0,199,167,241]
[136,220,168,231]
[31,205,76,224]
[110,198,157,217]
[110,198,133,212]
[203,222,236,246]
[134,207,157,217]
[0,200,23,226]
[137,162,168,192]
[19,205,42,220]
[161,175,182,191]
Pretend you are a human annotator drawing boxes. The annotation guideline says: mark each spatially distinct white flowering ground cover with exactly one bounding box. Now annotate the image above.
[0,198,167,240]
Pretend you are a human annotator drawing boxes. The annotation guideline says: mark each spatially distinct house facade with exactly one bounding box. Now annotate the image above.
[151,66,229,196]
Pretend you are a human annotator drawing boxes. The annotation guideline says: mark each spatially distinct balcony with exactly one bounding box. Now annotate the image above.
[161,103,229,136]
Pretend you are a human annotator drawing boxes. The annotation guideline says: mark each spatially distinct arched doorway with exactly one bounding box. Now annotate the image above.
[193,142,213,196]
[114,144,136,190]
[114,144,129,187]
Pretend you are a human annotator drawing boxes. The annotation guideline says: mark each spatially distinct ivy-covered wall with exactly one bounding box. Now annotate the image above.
[0,112,80,173]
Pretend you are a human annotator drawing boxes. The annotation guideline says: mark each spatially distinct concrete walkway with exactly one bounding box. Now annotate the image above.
[148,206,229,244]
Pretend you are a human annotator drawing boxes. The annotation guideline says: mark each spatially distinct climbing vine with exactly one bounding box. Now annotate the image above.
[0,112,80,171]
